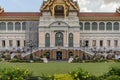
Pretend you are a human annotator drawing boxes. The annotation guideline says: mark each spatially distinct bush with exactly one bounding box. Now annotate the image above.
[105,75,120,80]
[70,68,99,80]
[0,68,32,80]
[100,67,120,80]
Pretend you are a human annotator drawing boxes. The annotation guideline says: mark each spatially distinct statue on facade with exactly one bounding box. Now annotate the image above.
[0,6,4,13]
[116,6,120,13]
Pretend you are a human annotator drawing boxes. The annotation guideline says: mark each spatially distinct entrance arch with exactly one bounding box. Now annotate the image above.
[56,51,62,60]
[55,32,63,46]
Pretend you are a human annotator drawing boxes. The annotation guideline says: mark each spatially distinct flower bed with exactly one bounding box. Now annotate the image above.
[0,67,120,80]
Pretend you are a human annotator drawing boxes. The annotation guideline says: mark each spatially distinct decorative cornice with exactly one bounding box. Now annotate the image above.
[0,16,40,21]
[0,12,41,21]
[79,17,120,21]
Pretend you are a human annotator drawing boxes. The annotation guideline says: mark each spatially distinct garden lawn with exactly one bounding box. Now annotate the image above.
[0,62,120,76]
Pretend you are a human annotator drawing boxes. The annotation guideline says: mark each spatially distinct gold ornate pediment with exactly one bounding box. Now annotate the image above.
[40,0,79,17]
[41,0,79,11]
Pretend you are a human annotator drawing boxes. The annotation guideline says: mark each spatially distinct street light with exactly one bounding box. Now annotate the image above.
[82,41,86,62]
[93,47,97,60]
[26,40,34,62]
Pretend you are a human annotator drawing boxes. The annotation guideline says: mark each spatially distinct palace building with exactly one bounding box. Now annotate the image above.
[0,0,120,60]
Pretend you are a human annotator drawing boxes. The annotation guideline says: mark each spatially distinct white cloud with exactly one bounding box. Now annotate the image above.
[77,0,90,5]
[100,0,120,12]
[103,0,120,4]
[80,7,92,12]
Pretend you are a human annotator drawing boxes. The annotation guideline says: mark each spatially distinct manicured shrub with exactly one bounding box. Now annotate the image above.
[0,68,32,80]
[100,67,120,80]
[105,75,120,80]
[70,68,99,80]
[53,74,73,80]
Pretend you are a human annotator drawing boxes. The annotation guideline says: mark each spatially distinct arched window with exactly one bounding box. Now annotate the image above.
[92,22,97,30]
[69,33,73,47]
[15,22,21,30]
[22,22,26,30]
[0,22,6,30]
[79,22,83,31]
[113,22,119,30]
[84,22,90,30]
[99,22,105,30]
[45,33,50,47]
[55,32,63,46]
[106,22,112,30]
[7,22,13,31]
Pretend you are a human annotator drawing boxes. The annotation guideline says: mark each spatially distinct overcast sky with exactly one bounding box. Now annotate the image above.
[0,0,120,12]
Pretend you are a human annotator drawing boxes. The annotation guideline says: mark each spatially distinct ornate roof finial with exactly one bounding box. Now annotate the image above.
[0,6,4,13]
[116,6,120,13]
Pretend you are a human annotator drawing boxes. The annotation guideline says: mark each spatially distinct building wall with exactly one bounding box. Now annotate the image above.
[0,21,26,50]
[80,21,120,50]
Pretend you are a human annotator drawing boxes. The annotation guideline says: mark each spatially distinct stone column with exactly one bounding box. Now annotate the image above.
[96,39,99,48]
[89,38,92,48]
[13,38,16,48]
[104,38,106,48]
[51,31,55,47]
[64,31,67,47]
[20,38,24,47]
[6,38,9,48]
[73,31,80,47]
[39,32,45,47]
[111,38,114,48]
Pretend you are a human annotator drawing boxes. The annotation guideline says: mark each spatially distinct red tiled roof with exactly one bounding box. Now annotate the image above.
[0,12,120,17]
[79,13,120,17]
[0,12,41,16]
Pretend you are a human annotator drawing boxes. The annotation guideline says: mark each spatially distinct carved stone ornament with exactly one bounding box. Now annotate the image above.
[116,6,120,13]
[0,6,4,13]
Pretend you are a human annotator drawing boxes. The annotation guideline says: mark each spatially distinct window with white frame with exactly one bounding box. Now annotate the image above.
[99,22,105,30]
[0,22,6,30]
[84,22,90,30]
[2,40,5,47]
[16,40,20,47]
[15,22,21,30]
[114,40,118,47]
[100,40,103,47]
[92,22,97,30]
[113,22,119,30]
[8,22,13,31]
[106,22,112,31]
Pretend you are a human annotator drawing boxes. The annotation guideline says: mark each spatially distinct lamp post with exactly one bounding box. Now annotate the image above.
[26,40,34,62]
[82,41,86,63]
[93,47,97,60]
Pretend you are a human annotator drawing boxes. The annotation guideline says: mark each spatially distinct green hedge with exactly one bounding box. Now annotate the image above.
[0,67,120,80]
[0,68,32,80]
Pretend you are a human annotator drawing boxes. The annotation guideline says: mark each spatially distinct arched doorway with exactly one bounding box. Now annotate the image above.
[46,52,50,60]
[56,51,62,60]
[55,32,63,46]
